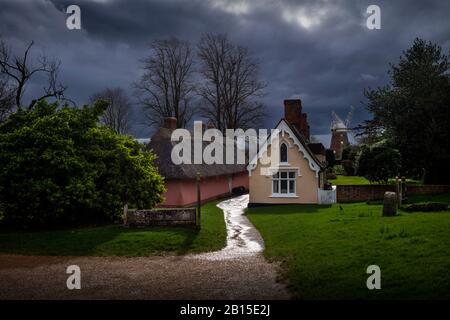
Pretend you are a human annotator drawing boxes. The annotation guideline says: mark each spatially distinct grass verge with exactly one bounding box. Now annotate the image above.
[0,200,226,256]
[247,193,450,299]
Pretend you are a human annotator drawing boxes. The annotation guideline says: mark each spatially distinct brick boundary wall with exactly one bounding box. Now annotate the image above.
[124,208,196,227]
[336,185,450,203]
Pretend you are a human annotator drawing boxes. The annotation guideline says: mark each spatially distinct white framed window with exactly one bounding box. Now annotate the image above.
[280,142,288,163]
[271,170,297,197]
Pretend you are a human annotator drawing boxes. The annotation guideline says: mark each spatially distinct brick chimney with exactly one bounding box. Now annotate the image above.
[163,117,177,130]
[283,99,310,141]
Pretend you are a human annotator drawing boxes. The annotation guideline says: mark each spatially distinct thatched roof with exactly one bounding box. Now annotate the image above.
[148,127,247,180]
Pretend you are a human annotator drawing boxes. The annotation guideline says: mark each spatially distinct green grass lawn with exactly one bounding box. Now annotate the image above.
[0,200,226,257]
[328,175,371,185]
[328,175,422,186]
[247,193,450,299]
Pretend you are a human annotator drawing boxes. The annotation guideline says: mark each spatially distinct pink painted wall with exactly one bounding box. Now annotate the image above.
[232,172,250,190]
[159,171,249,207]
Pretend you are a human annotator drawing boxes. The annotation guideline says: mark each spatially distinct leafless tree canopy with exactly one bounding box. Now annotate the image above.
[90,87,132,134]
[0,39,68,111]
[0,75,14,122]
[135,38,196,128]
[197,33,266,131]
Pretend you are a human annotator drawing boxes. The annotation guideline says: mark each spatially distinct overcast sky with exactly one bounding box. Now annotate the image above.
[1,0,449,144]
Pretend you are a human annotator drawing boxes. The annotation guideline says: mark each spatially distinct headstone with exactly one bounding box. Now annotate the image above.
[383,191,397,216]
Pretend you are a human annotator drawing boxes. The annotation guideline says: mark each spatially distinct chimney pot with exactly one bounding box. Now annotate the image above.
[163,117,177,130]
[284,99,302,110]
[283,98,310,141]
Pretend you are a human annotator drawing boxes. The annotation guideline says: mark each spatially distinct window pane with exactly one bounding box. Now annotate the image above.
[280,143,288,162]
[281,172,287,178]
[289,180,295,193]
[288,172,295,178]
[273,172,279,178]
[273,180,279,193]
[281,180,288,193]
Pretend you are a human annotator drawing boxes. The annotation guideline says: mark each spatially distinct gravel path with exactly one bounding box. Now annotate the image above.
[0,195,289,300]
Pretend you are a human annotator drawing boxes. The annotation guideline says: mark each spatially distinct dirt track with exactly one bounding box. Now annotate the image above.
[0,254,289,299]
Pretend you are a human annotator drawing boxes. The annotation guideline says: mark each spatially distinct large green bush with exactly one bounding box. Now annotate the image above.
[0,101,165,228]
[356,143,401,184]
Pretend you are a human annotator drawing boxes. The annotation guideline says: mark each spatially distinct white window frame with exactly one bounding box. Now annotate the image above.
[270,170,298,198]
[280,142,289,165]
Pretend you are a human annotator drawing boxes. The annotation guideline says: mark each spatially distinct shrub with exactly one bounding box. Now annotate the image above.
[326,172,337,180]
[333,164,345,175]
[341,145,359,161]
[341,160,355,176]
[402,203,448,212]
[0,100,165,229]
[325,149,335,168]
[356,143,401,184]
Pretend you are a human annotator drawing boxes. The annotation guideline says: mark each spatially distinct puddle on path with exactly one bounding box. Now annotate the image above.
[192,194,264,261]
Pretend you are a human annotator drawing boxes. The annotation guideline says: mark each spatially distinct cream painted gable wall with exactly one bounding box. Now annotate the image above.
[248,126,321,204]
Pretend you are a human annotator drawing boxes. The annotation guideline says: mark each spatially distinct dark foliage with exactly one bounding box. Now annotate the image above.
[403,203,449,212]
[0,100,165,229]
[357,144,401,184]
[362,39,450,183]
[325,149,335,168]
[341,160,355,176]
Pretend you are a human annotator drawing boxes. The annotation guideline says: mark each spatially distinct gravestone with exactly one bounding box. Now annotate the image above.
[383,191,397,216]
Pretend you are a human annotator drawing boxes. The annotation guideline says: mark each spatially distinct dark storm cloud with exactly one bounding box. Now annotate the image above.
[1,0,450,141]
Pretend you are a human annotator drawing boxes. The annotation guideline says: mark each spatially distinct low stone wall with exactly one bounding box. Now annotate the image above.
[124,208,197,227]
[336,184,450,203]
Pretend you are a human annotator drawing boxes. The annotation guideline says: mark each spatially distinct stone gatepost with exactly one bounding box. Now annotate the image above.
[123,203,129,226]
[395,176,402,208]
[383,191,397,216]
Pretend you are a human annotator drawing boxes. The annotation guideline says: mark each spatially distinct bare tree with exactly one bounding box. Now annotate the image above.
[0,76,14,122]
[197,33,266,131]
[90,87,132,134]
[0,39,67,110]
[135,37,196,128]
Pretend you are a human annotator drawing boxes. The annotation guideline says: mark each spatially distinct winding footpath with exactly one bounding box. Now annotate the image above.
[0,195,289,299]
[192,195,265,261]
